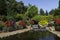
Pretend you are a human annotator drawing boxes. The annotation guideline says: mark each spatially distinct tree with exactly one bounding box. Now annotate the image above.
[40,8,45,15]
[54,0,60,16]
[25,5,38,18]
[58,0,60,8]
[49,9,55,15]
[6,0,17,16]
[45,10,48,16]
[14,1,28,14]
[54,9,60,16]
[0,0,7,15]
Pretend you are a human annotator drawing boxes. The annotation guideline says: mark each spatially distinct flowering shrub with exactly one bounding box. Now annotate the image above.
[4,21,12,27]
[16,21,26,29]
[55,18,60,25]
[38,20,48,27]
[18,21,25,26]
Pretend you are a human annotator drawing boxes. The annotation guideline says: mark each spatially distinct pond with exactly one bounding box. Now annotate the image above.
[0,31,60,40]
[18,31,60,40]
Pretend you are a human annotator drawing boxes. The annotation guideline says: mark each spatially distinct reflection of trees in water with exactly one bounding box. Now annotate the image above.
[0,31,60,40]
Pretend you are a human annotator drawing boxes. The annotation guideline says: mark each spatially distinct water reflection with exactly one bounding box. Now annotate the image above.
[39,34,55,40]
[38,31,60,40]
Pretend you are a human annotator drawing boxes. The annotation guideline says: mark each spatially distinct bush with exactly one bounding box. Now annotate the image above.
[47,15,54,21]
[16,21,23,29]
[0,21,4,31]
[38,20,48,27]
[3,21,14,32]
[4,21,12,27]
[32,15,41,22]
[26,21,30,26]
[0,16,7,21]
[32,15,48,21]
[3,27,13,32]
[15,14,24,21]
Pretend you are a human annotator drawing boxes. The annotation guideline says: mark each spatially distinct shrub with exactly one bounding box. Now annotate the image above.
[46,15,54,21]
[4,21,12,27]
[0,16,7,21]
[38,20,48,27]
[55,18,60,25]
[16,21,24,29]
[32,15,41,22]
[0,21,4,31]
[15,14,24,21]
[3,21,13,32]
[32,15,48,21]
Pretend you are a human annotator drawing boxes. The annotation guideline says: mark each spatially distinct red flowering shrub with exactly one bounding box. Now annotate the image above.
[4,21,12,27]
[55,18,60,25]
[18,21,25,26]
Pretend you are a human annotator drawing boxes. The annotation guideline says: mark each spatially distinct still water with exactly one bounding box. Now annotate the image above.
[19,31,60,40]
[0,31,60,40]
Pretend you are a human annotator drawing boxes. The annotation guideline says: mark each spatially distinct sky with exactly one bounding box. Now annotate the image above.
[16,0,59,12]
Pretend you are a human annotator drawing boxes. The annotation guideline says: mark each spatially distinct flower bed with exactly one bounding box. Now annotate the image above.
[0,20,27,32]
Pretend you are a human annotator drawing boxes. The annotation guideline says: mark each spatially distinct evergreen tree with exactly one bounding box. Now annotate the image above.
[40,8,45,15]
[59,0,60,8]
[45,10,48,16]
[54,0,60,16]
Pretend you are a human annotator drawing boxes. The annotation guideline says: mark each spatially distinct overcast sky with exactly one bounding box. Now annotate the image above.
[16,0,59,12]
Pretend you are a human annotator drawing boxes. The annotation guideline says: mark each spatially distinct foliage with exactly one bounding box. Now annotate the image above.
[49,9,55,15]
[40,8,45,15]
[0,0,7,15]
[38,20,48,27]
[47,15,54,21]
[16,1,28,14]
[32,15,41,21]
[16,22,23,29]
[54,9,60,16]
[45,10,48,16]
[54,15,60,18]
[0,15,7,21]
[0,21,4,27]
[4,21,12,27]
[26,20,30,26]
[32,15,48,22]
[15,14,24,21]
[25,5,38,18]
[58,0,60,8]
